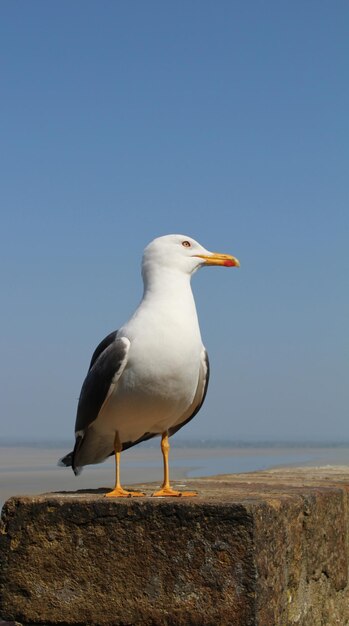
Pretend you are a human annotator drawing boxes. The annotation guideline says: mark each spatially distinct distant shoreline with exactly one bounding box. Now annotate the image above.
[1,443,349,510]
[1,438,349,449]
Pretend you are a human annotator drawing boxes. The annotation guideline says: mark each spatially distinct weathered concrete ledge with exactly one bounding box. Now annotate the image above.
[1,467,349,626]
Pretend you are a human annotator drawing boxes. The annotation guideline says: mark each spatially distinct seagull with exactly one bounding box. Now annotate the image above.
[60,234,240,497]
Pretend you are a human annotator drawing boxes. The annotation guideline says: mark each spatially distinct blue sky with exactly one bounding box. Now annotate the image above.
[1,1,348,443]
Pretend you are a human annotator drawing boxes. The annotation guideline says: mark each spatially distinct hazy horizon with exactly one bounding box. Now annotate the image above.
[2,436,349,449]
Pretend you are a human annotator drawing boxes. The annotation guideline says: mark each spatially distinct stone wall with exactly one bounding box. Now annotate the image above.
[1,467,349,625]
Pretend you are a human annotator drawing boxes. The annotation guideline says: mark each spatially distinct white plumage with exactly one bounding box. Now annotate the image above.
[60,234,239,497]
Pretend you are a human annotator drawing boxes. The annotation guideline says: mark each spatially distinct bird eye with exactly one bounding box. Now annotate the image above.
[182,240,191,247]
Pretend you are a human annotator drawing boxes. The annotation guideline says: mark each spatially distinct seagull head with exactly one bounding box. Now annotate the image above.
[142,234,240,280]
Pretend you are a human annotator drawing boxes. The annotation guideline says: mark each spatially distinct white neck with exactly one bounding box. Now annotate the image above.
[143,264,192,295]
[124,266,202,343]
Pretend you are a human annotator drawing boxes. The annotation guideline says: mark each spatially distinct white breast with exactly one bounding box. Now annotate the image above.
[94,263,204,443]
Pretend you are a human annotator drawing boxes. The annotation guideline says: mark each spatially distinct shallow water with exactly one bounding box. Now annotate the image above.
[1,443,349,509]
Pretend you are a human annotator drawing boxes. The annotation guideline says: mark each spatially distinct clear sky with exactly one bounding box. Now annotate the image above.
[1,1,348,443]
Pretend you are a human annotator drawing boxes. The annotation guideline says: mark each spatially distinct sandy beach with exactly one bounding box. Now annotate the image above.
[1,442,349,509]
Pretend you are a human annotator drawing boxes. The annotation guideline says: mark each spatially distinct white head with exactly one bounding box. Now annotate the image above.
[142,234,240,284]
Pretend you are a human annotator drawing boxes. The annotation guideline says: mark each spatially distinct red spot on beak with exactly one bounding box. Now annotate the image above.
[224,259,235,267]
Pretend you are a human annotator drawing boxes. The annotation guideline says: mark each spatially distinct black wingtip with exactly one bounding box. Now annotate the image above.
[58,451,73,467]
[58,451,83,475]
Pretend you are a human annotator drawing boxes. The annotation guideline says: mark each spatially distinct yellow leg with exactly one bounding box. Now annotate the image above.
[152,433,197,497]
[105,432,145,498]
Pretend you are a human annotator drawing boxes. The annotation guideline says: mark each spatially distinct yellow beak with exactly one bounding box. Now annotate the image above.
[195,253,240,268]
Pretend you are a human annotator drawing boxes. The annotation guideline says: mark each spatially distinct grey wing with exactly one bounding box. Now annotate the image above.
[168,348,210,438]
[75,336,130,434]
[59,335,130,473]
[87,330,118,371]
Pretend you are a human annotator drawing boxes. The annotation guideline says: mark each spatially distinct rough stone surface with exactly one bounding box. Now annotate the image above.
[1,467,349,626]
